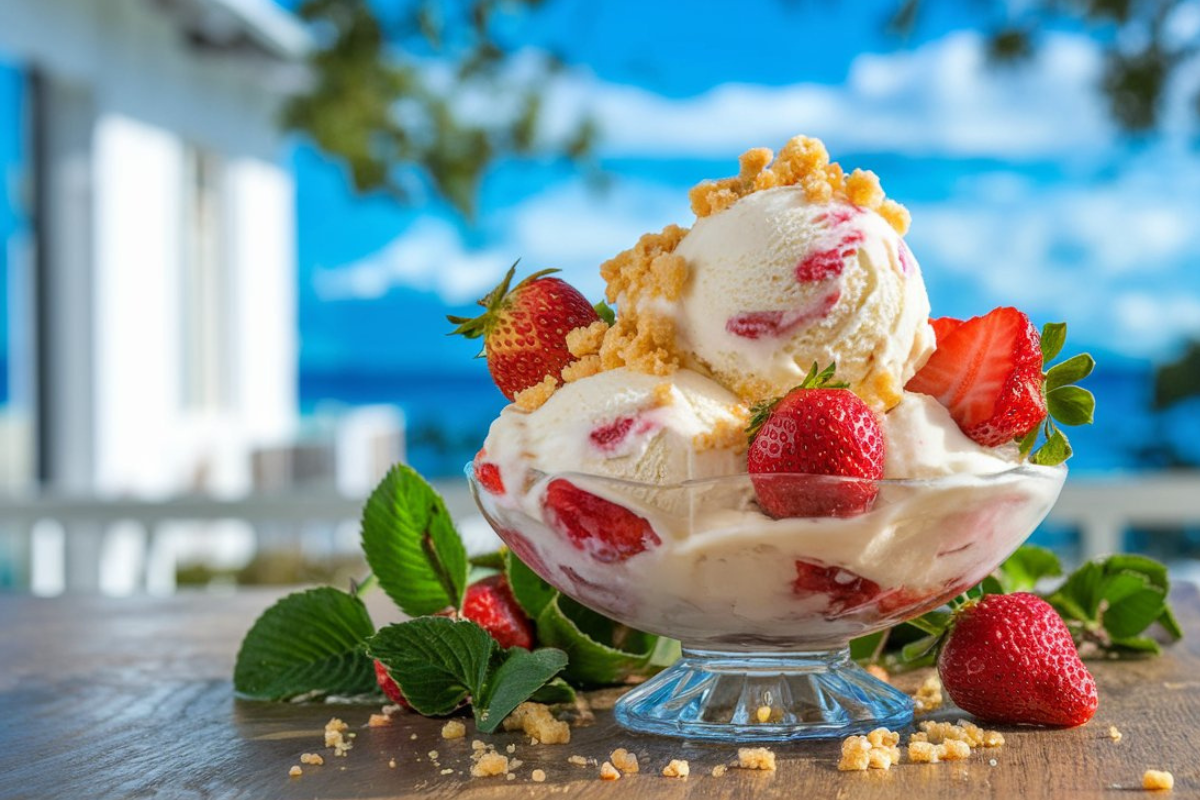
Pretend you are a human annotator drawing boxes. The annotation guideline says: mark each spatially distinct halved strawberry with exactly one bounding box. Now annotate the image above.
[747,363,885,518]
[906,307,1046,447]
[929,315,963,342]
[448,264,600,400]
[542,479,660,562]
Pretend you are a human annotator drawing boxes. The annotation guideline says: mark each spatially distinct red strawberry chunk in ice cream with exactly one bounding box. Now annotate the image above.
[543,479,660,562]
[792,560,880,615]
[473,449,505,495]
[589,414,661,454]
[726,290,841,340]
[795,234,863,283]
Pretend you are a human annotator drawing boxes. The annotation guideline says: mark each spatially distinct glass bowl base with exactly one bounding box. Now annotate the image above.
[613,647,913,742]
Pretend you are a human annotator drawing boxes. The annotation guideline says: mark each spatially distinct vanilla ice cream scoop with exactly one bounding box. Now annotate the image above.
[669,186,935,411]
[479,367,748,499]
[882,393,1019,479]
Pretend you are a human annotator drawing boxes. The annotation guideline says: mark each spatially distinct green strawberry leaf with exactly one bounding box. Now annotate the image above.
[1047,385,1095,427]
[995,544,1063,593]
[535,596,657,687]
[594,301,616,326]
[234,587,377,700]
[476,648,569,732]
[905,610,952,637]
[1102,554,1168,590]
[1045,353,1095,391]
[365,616,567,731]
[469,551,506,570]
[850,630,886,662]
[1040,322,1067,363]
[1051,560,1104,621]
[900,634,941,663]
[361,465,469,617]
[504,549,558,620]
[1158,605,1184,641]
[1031,426,1072,466]
[366,618,494,715]
[1107,635,1161,655]
[1102,582,1166,640]
[529,677,577,705]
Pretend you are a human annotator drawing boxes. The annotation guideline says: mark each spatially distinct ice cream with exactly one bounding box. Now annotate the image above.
[882,393,1017,479]
[478,367,748,507]
[596,136,933,412]
[670,189,934,411]
[467,133,1064,650]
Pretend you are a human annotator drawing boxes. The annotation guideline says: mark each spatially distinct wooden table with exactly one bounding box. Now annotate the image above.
[2,588,1198,800]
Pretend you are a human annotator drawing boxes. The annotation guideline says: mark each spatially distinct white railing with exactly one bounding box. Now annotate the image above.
[2,475,1199,593]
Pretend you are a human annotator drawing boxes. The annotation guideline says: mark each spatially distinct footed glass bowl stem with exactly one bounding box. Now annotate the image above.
[614,646,912,741]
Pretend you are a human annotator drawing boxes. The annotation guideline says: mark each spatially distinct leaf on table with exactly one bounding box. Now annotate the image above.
[365,616,568,732]
[234,587,377,701]
[365,617,494,716]
[476,648,568,732]
[361,465,469,617]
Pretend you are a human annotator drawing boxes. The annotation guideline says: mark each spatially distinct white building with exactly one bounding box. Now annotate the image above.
[0,0,311,590]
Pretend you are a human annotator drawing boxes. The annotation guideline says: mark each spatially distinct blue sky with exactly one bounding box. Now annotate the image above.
[292,0,1200,377]
[4,1,1200,381]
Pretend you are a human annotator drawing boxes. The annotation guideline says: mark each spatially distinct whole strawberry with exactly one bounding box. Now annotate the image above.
[448,264,600,400]
[747,363,884,518]
[461,574,534,650]
[906,307,1046,447]
[374,658,408,706]
[937,592,1098,727]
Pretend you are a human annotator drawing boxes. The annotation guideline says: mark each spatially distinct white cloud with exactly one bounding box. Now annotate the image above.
[908,148,1200,356]
[535,31,1114,161]
[314,178,687,305]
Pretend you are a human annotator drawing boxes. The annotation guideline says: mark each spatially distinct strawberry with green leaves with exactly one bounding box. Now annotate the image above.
[746,363,885,519]
[906,307,1095,465]
[448,263,600,400]
[373,573,535,705]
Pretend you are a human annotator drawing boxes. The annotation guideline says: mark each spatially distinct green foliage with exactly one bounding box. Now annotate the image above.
[852,545,1183,670]
[503,550,665,687]
[233,587,377,700]
[889,1,1197,132]
[365,617,567,732]
[1023,322,1095,467]
[360,464,469,616]
[285,0,594,218]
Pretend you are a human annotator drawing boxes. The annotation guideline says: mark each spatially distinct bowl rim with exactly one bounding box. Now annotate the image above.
[466,460,1067,492]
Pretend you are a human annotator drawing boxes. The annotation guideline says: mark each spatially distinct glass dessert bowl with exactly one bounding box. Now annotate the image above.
[469,463,1067,741]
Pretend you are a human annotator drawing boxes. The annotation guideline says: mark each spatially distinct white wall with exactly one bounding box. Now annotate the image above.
[0,0,299,498]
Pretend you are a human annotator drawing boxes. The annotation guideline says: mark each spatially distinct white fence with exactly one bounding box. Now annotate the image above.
[2,475,1199,593]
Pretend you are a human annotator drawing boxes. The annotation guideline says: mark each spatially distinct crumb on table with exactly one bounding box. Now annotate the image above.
[1143,769,1174,791]
[610,748,639,774]
[737,747,776,771]
[599,762,621,781]
[662,759,690,778]
[441,720,466,740]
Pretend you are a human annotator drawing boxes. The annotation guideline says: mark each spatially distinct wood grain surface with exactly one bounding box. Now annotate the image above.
[1,587,1197,799]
